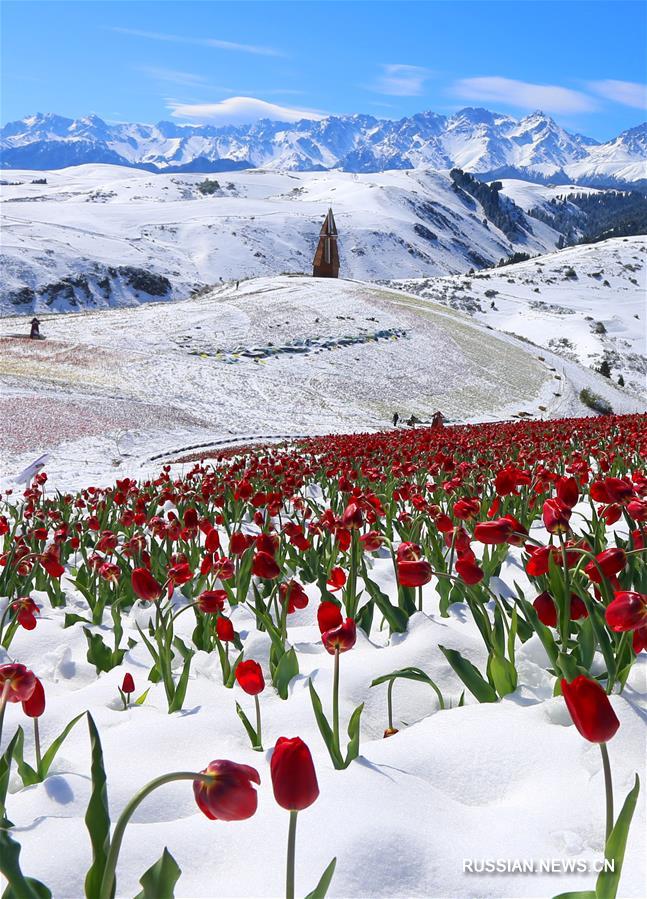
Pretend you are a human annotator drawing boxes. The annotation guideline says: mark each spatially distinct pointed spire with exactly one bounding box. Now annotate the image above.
[313,208,339,278]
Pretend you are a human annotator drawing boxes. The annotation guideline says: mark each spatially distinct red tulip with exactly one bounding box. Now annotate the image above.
[22,676,45,718]
[396,542,422,561]
[40,545,64,578]
[205,528,221,553]
[543,498,571,534]
[216,616,235,642]
[569,594,589,621]
[121,673,135,695]
[556,476,579,508]
[360,530,383,552]
[197,590,227,614]
[561,675,620,743]
[11,596,39,630]
[270,736,319,811]
[317,601,343,633]
[252,551,280,579]
[605,591,647,632]
[455,556,484,584]
[0,663,36,703]
[131,567,163,602]
[229,531,252,555]
[633,625,647,653]
[397,559,432,587]
[584,548,626,584]
[341,502,363,529]
[193,759,260,821]
[235,660,265,695]
[168,562,193,585]
[474,518,514,545]
[326,567,346,591]
[533,591,557,627]
[279,580,309,613]
[322,618,357,654]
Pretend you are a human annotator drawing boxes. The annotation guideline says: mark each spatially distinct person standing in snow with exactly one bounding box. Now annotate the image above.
[236,280,240,290]
[392,412,399,427]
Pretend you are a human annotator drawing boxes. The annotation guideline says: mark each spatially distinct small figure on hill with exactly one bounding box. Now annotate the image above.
[236,280,240,290]
[406,414,420,428]
[432,410,445,430]
[30,317,41,339]
[392,412,399,427]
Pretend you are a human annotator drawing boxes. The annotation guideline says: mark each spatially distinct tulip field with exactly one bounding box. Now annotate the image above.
[0,413,646,898]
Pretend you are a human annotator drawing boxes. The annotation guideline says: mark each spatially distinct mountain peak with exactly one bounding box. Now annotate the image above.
[1,108,644,183]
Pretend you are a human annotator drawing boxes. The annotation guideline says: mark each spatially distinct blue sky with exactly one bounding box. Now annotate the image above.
[2,0,646,139]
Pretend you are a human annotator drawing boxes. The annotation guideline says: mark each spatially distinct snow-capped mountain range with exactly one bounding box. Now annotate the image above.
[2,108,645,184]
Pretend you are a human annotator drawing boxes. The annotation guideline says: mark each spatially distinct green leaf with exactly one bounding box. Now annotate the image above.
[84,714,111,899]
[272,647,299,700]
[10,728,39,787]
[370,666,445,711]
[168,652,194,713]
[235,702,260,749]
[0,731,22,815]
[308,679,343,769]
[134,688,150,707]
[595,774,640,899]
[552,892,596,899]
[304,857,337,899]
[0,817,52,899]
[488,652,518,698]
[343,703,364,768]
[133,848,182,899]
[438,645,498,703]
[361,565,408,633]
[39,712,85,780]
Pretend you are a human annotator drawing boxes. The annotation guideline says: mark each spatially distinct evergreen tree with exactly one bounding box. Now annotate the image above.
[598,360,611,378]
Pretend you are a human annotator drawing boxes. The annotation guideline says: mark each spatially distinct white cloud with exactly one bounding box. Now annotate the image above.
[110,27,282,57]
[588,80,647,109]
[139,66,209,87]
[374,64,431,96]
[167,96,325,125]
[453,76,596,114]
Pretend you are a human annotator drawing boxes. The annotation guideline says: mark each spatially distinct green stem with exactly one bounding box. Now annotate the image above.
[34,717,42,772]
[332,648,340,750]
[417,585,422,613]
[286,809,298,899]
[98,771,211,899]
[387,678,394,730]
[254,693,263,750]
[559,534,571,652]
[0,680,11,749]
[600,742,614,847]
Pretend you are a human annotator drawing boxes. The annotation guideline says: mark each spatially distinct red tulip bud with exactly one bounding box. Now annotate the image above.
[235,660,265,695]
[270,736,319,811]
[22,676,45,718]
[121,673,135,695]
[193,759,260,820]
[131,567,163,602]
[561,675,620,743]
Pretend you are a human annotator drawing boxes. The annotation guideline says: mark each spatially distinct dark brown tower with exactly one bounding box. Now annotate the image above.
[312,208,339,278]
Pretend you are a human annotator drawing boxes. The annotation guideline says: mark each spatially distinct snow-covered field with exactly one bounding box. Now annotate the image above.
[1,275,641,494]
[3,534,645,899]
[386,236,647,395]
[0,164,560,312]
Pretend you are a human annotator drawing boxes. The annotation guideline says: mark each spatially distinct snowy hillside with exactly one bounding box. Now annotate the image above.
[0,164,560,313]
[385,237,646,395]
[1,275,641,492]
[2,108,645,184]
